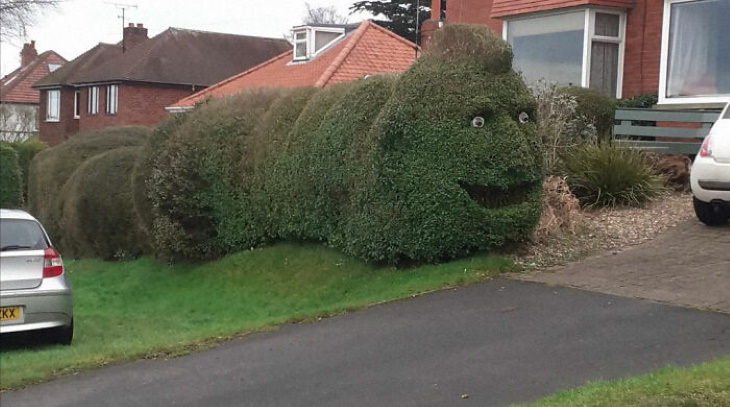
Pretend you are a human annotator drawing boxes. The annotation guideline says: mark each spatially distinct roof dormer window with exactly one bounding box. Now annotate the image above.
[291,25,346,61]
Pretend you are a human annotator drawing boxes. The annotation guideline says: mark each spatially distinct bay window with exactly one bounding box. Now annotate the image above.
[660,0,730,104]
[504,8,626,98]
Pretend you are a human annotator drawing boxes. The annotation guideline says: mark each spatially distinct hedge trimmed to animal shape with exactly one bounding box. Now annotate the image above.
[147,24,543,264]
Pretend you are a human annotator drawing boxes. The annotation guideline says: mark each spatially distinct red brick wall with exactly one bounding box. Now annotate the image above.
[622,0,664,98]
[38,87,79,145]
[446,0,502,33]
[39,82,197,145]
[79,83,192,131]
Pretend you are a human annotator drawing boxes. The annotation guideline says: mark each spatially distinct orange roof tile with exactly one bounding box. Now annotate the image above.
[1,51,67,104]
[171,21,419,109]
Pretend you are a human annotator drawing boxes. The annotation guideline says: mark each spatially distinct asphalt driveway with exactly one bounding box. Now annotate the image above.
[516,220,730,312]
[3,278,729,407]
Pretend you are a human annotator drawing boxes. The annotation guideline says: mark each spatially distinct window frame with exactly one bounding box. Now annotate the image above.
[659,0,730,105]
[503,7,626,98]
[106,84,118,115]
[291,26,345,61]
[73,90,81,119]
[45,89,60,122]
[87,86,99,115]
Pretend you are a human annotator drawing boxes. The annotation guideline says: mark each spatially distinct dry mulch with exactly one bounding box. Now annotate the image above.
[513,192,694,269]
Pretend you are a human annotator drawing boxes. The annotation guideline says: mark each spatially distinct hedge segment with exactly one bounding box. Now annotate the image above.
[28,126,151,249]
[0,144,23,208]
[60,147,150,259]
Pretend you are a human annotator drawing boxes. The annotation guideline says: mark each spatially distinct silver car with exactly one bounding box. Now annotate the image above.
[0,209,73,344]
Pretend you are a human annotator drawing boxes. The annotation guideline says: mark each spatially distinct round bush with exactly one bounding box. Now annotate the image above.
[28,126,151,244]
[60,147,149,259]
[558,86,616,141]
[0,144,23,208]
[562,144,664,208]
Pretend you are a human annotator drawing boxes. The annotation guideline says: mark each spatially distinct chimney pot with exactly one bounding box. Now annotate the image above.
[20,41,38,68]
[137,23,143,28]
[128,22,134,27]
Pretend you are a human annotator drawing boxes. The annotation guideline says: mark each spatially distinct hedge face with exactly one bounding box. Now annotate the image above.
[150,24,543,264]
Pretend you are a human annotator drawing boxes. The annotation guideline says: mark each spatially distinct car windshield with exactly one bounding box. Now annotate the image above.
[0,219,49,251]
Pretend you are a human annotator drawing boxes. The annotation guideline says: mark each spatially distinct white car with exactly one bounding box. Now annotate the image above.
[691,102,730,225]
[0,209,73,344]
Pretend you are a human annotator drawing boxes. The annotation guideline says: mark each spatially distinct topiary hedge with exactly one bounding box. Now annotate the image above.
[1,138,47,203]
[0,144,23,208]
[148,24,543,264]
[28,126,151,250]
[60,147,150,259]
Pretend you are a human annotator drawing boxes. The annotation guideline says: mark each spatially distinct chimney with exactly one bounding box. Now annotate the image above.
[420,0,444,49]
[123,22,149,52]
[21,41,38,68]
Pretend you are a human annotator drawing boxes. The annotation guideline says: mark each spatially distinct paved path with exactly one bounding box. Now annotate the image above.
[515,220,730,312]
[3,279,729,407]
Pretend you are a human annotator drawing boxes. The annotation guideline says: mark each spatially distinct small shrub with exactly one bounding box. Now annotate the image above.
[562,145,664,208]
[558,86,616,142]
[617,93,658,109]
[534,176,582,239]
[60,147,149,259]
[0,144,23,208]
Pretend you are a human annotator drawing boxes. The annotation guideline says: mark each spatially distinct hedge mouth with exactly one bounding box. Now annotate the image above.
[458,180,535,209]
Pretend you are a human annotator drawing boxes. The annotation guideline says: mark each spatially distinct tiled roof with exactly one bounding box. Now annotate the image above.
[34,29,290,89]
[34,43,121,88]
[73,28,291,86]
[491,0,635,17]
[1,51,67,103]
[171,21,418,109]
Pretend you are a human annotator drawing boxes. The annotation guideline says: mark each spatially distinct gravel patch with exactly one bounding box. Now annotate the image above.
[514,192,694,269]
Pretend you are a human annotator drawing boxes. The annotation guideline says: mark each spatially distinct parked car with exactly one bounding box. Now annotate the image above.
[691,102,730,225]
[0,209,73,344]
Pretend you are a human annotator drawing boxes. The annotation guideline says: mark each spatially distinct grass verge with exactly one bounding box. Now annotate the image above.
[513,357,730,407]
[0,243,511,389]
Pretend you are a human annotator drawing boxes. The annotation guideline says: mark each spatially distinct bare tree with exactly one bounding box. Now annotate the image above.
[0,0,61,40]
[303,2,348,25]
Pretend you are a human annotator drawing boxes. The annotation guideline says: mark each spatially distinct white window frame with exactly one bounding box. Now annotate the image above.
[73,90,81,119]
[503,7,626,98]
[87,86,99,115]
[659,0,730,105]
[46,89,60,122]
[291,26,345,61]
[106,84,118,114]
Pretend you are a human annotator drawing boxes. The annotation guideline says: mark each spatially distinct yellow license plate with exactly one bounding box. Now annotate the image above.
[0,306,21,321]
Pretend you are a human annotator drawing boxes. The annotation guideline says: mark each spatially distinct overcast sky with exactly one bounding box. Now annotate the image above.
[0,0,373,75]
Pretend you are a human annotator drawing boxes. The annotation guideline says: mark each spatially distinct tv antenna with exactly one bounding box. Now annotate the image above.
[106,2,138,52]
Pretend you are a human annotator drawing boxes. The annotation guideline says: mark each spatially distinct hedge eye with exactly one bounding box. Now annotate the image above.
[518,111,530,124]
[471,116,485,128]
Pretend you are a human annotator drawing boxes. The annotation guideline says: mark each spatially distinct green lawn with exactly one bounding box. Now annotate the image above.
[514,357,730,407]
[0,243,511,389]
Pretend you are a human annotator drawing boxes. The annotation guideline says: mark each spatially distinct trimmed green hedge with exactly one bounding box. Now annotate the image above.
[1,138,47,203]
[558,86,616,141]
[148,24,543,264]
[28,126,151,250]
[0,144,23,208]
[60,147,149,259]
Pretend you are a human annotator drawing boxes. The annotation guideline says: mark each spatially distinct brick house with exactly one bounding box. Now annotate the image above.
[422,0,730,107]
[33,24,290,145]
[0,42,66,141]
[168,21,419,111]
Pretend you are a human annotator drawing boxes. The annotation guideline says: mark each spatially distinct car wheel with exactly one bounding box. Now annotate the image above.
[693,197,729,226]
[48,320,74,345]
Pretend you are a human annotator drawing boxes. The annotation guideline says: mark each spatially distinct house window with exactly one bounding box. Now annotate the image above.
[46,90,60,122]
[660,0,730,104]
[73,90,81,119]
[504,9,626,97]
[87,86,99,115]
[291,26,345,61]
[106,85,118,114]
